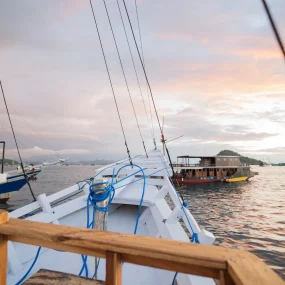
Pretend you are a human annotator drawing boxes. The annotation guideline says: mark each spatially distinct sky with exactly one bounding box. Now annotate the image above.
[0,0,285,163]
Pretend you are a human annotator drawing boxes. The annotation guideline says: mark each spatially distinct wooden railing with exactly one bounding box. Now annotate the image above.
[0,210,283,285]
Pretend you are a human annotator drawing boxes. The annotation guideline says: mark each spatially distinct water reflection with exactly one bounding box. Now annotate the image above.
[180,166,285,279]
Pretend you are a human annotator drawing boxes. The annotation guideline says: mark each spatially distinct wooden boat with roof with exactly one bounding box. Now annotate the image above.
[173,155,254,184]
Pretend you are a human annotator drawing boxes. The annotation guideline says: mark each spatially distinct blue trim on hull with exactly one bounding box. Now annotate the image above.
[0,169,42,195]
[0,178,27,194]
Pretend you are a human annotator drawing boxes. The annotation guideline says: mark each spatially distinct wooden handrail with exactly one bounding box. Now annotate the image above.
[0,211,283,285]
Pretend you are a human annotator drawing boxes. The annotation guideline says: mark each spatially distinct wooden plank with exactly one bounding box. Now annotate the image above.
[106,252,122,285]
[227,251,285,285]
[0,211,8,285]
[0,210,8,224]
[23,269,105,284]
[0,218,230,274]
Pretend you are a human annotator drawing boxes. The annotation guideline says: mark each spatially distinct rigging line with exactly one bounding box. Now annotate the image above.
[121,0,163,136]
[89,0,132,165]
[115,0,155,147]
[101,0,148,158]
[9,107,61,159]
[260,0,285,60]
[135,0,145,67]
[122,0,175,175]
[134,0,156,147]
[0,80,36,201]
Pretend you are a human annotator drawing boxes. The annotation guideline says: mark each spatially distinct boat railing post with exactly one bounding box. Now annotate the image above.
[0,210,8,285]
[106,251,122,285]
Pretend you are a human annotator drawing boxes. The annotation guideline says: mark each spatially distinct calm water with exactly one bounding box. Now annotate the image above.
[2,165,285,279]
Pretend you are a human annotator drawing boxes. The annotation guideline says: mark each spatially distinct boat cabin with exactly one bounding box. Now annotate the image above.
[173,155,251,182]
[174,155,242,167]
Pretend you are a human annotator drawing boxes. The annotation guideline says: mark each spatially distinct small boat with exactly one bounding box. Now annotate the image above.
[0,141,64,202]
[173,155,254,184]
[0,169,42,202]
[223,176,249,183]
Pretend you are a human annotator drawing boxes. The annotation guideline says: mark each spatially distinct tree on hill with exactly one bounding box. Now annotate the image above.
[217,150,263,165]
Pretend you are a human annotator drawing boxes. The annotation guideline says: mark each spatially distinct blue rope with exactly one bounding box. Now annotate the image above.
[157,154,200,243]
[157,154,201,284]
[114,167,165,190]
[88,182,115,213]
[172,272,178,285]
[113,163,146,234]
[15,247,42,285]
[87,164,146,278]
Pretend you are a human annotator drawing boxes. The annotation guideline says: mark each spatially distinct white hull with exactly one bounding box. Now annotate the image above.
[7,150,215,285]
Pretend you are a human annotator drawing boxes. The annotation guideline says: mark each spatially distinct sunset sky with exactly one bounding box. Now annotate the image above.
[0,0,285,162]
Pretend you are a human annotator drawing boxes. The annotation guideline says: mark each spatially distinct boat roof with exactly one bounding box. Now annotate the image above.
[177,155,241,158]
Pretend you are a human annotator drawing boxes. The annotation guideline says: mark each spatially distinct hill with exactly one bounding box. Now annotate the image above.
[217,150,263,165]
[0,158,19,165]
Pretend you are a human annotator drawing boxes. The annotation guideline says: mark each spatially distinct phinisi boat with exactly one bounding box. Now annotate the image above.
[173,155,255,184]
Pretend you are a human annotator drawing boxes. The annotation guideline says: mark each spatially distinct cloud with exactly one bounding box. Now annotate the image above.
[5,146,90,160]
[1,0,285,163]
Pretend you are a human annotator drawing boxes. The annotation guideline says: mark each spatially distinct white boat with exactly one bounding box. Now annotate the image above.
[6,150,216,285]
[0,152,67,203]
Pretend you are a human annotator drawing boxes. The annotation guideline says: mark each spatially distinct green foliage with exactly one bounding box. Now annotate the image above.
[217,150,263,165]
[0,158,19,165]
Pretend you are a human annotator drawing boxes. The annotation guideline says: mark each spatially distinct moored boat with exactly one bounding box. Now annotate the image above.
[0,141,65,202]
[173,155,254,184]
[224,176,249,183]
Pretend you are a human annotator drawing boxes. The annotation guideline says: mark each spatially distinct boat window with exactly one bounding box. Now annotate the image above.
[223,158,227,161]
[230,158,233,161]
[217,158,220,161]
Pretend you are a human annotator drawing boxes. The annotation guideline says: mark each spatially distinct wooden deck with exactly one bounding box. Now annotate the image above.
[23,269,105,285]
[0,210,284,285]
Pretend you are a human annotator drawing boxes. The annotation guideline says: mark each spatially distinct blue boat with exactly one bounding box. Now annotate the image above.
[0,141,42,202]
